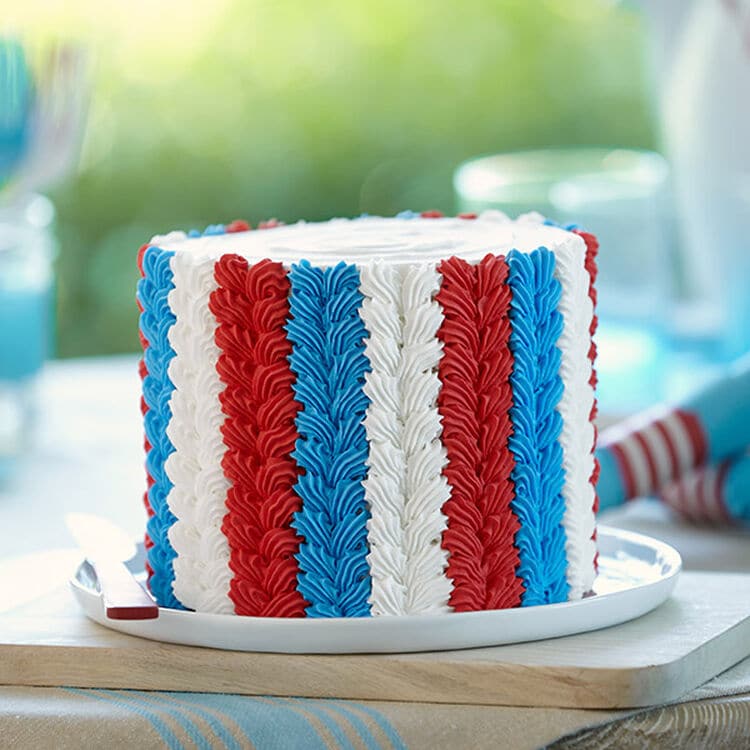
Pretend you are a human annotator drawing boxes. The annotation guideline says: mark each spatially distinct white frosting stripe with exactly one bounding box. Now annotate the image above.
[360,261,452,615]
[553,235,597,600]
[165,254,233,613]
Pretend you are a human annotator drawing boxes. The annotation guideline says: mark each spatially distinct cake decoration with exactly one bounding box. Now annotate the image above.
[553,237,597,600]
[546,220,600,561]
[137,245,183,609]
[226,219,251,233]
[136,244,156,582]
[210,255,307,617]
[165,253,233,613]
[163,251,204,609]
[436,254,523,612]
[577,230,601,541]
[287,261,372,618]
[507,248,569,606]
[259,219,283,229]
[360,262,452,616]
[136,212,600,615]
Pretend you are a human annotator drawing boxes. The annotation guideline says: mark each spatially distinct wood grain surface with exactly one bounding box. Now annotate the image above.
[2,566,750,709]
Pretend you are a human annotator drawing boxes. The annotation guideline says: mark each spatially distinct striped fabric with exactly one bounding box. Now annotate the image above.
[599,408,708,502]
[140,220,597,614]
[60,689,407,749]
[660,461,732,524]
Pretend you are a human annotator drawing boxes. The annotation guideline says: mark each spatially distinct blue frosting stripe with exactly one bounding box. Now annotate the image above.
[286,260,373,618]
[137,245,184,610]
[506,247,570,606]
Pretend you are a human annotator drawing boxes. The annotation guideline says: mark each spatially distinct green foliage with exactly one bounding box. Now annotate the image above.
[46,0,651,356]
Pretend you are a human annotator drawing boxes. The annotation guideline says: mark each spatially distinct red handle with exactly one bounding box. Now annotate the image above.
[93,558,159,620]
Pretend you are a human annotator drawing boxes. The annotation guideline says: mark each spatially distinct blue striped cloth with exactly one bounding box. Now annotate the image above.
[62,688,406,749]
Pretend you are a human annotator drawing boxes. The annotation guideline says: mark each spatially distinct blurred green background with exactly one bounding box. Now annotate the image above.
[16,0,652,357]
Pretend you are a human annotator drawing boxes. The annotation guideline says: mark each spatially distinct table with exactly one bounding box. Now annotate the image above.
[2,356,750,749]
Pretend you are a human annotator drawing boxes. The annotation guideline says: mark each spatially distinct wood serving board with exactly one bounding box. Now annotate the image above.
[2,555,750,709]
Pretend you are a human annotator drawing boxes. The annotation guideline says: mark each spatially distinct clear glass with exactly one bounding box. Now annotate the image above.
[454,148,673,414]
[0,193,56,480]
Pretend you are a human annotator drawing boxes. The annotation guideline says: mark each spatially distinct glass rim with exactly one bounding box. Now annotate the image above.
[454,147,669,204]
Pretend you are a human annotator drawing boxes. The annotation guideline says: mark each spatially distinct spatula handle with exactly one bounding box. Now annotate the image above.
[92,558,159,620]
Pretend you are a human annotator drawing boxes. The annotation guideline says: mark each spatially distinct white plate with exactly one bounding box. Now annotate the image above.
[70,525,681,654]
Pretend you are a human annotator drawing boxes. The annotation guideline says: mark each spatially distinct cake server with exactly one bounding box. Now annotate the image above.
[65,512,159,620]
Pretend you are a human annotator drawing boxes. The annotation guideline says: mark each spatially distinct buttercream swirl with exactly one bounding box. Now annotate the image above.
[552,236,597,599]
[436,254,524,612]
[287,261,372,618]
[209,255,307,617]
[576,230,601,568]
[164,253,233,613]
[359,262,452,616]
[506,247,570,606]
[137,244,184,609]
[136,244,155,578]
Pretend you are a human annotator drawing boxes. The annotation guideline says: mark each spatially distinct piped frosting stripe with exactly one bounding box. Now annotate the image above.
[164,253,233,613]
[209,255,307,617]
[552,236,597,600]
[436,254,524,612]
[574,230,601,569]
[137,245,184,609]
[360,262,452,616]
[136,245,155,582]
[287,260,373,618]
[506,247,570,606]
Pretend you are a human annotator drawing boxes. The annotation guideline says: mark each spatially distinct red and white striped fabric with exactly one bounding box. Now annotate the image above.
[660,461,732,524]
[599,406,708,501]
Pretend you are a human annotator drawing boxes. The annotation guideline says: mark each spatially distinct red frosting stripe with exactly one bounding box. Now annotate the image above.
[259,219,283,229]
[225,219,251,233]
[209,255,308,617]
[436,254,524,611]
[136,243,155,580]
[575,230,600,566]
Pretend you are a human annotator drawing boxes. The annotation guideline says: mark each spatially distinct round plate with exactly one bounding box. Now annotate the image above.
[70,525,681,654]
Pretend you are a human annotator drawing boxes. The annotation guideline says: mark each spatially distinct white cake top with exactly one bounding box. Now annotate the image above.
[152,211,577,265]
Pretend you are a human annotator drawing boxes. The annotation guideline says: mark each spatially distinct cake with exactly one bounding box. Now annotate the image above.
[136,210,599,617]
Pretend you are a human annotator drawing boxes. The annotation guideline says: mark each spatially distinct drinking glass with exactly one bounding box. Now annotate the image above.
[454,148,673,414]
[0,193,56,480]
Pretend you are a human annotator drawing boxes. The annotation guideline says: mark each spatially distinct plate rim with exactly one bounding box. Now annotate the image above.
[69,524,681,652]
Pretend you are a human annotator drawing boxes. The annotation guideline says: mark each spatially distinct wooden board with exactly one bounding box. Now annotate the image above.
[2,554,750,709]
